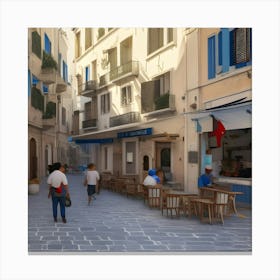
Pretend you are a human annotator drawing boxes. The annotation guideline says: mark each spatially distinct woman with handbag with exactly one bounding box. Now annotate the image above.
[47,162,70,223]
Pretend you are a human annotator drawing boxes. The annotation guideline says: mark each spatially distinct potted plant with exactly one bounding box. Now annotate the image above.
[28,178,40,194]
[41,50,58,70]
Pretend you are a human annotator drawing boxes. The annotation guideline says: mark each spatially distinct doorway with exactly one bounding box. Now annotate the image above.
[29,138,37,179]
[155,142,171,174]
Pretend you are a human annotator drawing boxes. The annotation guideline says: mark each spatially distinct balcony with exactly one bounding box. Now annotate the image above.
[82,118,98,130]
[110,112,140,127]
[56,74,67,93]
[42,117,56,129]
[99,73,110,88]
[141,93,176,116]
[39,68,57,85]
[110,61,139,82]
[81,80,97,97]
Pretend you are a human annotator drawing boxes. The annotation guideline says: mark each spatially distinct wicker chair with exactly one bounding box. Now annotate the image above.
[147,185,161,208]
[162,193,181,217]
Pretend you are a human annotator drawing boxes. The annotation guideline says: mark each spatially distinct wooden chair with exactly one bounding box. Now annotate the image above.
[160,188,171,209]
[162,193,181,217]
[147,185,161,208]
[141,184,149,204]
[214,192,229,225]
[182,195,199,217]
[190,198,215,224]
[126,183,138,198]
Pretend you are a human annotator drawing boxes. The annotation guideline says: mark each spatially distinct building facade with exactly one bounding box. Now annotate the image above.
[64,27,252,198]
[184,28,252,202]
[72,28,187,185]
[28,28,74,180]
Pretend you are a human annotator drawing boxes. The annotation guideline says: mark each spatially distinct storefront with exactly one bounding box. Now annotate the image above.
[190,101,252,204]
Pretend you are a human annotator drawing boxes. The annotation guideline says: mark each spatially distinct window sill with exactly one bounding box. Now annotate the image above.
[203,65,252,88]
[146,41,176,60]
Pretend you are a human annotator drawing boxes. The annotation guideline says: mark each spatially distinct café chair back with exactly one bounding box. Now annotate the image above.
[162,193,181,217]
[147,185,161,208]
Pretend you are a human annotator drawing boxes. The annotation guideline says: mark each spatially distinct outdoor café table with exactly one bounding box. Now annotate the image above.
[200,186,243,216]
[168,190,199,216]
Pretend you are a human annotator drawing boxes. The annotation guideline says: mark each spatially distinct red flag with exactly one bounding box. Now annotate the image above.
[209,120,225,147]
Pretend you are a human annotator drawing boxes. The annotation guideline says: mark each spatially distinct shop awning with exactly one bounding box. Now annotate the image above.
[189,102,252,132]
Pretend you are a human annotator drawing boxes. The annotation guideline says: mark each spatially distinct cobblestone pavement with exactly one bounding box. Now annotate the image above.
[28,174,252,254]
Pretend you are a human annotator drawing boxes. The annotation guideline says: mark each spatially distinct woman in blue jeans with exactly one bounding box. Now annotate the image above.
[47,162,70,223]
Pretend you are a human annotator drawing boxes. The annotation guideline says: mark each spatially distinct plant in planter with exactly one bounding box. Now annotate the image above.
[41,50,58,70]
[28,178,40,194]
[155,92,170,110]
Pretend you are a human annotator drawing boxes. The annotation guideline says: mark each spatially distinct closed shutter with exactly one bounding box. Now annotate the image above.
[208,36,216,79]
[230,29,235,66]
[218,31,222,66]
[44,33,51,54]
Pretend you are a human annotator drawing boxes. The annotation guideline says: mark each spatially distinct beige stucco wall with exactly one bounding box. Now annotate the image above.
[184,28,252,193]
[199,28,252,105]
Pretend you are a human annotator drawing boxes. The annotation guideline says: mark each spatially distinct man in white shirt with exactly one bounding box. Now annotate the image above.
[47,162,70,223]
[84,163,100,205]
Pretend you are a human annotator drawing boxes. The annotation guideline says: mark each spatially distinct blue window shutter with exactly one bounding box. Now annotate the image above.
[208,36,216,79]
[28,70,31,96]
[32,74,38,86]
[230,29,235,66]
[85,66,89,82]
[66,64,68,83]
[43,83,48,94]
[221,28,230,73]
[63,61,66,81]
[218,31,222,66]
[44,33,51,54]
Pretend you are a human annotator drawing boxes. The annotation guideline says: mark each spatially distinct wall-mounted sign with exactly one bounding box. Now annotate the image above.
[75,138,113,144]
[117,128,152,138]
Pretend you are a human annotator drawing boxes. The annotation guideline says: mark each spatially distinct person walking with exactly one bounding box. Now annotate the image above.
[84,163,100,205]
[47,162,70,223]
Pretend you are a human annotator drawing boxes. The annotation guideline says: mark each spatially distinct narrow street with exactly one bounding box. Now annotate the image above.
[28,174,252,253]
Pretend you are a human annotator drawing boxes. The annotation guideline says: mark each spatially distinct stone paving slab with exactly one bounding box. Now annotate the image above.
[28,174,252,253]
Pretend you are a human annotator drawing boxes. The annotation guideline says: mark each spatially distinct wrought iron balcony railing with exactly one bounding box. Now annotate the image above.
[110,111,140,127]
[82,118,97,129]
[141,94,175,114]
[109,61,139,82]
[81,80,97,97]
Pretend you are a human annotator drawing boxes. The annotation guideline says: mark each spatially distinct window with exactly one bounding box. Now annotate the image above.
[101,93,110,114]
[75,32,81,58]
[167,28,173,43]
[42,83,48,94]
[97,28,105,40]
[208,36,216,79]
[62,107,66,125]
[85,28,92,50]
[58,53,62,75]
[230,28,252,67]
[208,28,252,79]
[32,74,39,86]
[85,66,90,82]
[32,31,41,59]
[44,33,51,54]
[63,61,68,83]
[121,86,132,106]
[148,28,174,55]
[153,72,170,98]
[148,28,163,54]
[84,101,92,120]
[143,155,149,171]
